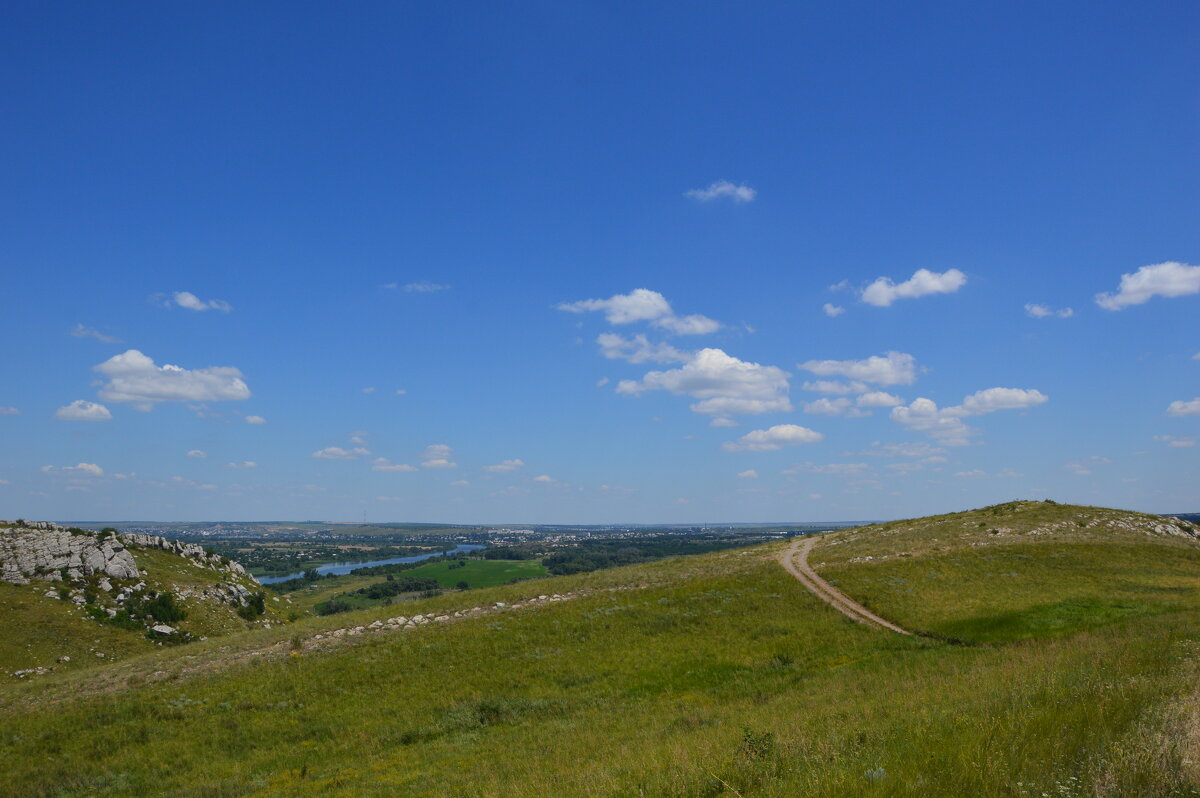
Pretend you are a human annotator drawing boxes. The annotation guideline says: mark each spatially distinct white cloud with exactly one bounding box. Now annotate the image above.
[404,282,450,293]
[55,400,112,421]
[801,380,868,395]
[784,462,868,476]
[450,479,470,486]
[70,323,120,343]
[1066,456,1112,476]
[597,333,687,364]
[0,407,18,416]
[1095,262,1200,310]
[1154,435,1195,448]
[421,444,457,469]
[618,348,792,416]
[1193,352,1200,361]
[225,461,257,469]
[888,399,973,446]
[1024,303,1074,319]
[959,387,1049,414]
[362,387,376,394]
[371,458,418,472]
[857,392,903,408]
[722,424,823,452]
[245,415,267,425]
[803,397,852,415]
[1167,398,1200,417]
[171,291,232,312]
[822,303,845,318]
[187,450,207,458]
[533,474,555,483]
[485,459,525,473]
[558,289,720,335]
[94,350,250,406]
[684,180,756,203]
[710,417,737,427]
[890,387,1047,446]
[395,388,407,395]
[42,463,103,477]
[861,268,966,307]
[800,351,917,386]
[863,441,946,458]
[737,469,758,479]
[955,469,988,478]
[312,446,369,460]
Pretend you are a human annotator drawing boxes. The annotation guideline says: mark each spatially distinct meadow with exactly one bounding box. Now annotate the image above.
[3,502,1200,796]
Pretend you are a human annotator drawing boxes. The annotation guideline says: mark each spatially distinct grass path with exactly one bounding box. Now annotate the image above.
[779,535,912,635]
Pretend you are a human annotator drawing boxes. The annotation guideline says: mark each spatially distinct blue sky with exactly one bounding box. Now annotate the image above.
[2,2,1197,523]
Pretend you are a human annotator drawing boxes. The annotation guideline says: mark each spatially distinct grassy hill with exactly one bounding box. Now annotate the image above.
[2,501,1200,796]
[0,530,287,679]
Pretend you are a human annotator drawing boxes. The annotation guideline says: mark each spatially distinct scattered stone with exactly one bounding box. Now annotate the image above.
[150,625,176,635]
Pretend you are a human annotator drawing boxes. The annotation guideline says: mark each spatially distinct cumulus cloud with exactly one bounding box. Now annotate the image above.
[618,348,792,416]
[722,424,823,452]
[225,461,257,469]
[959,387,1049,414]
[822,303,845,318]
[799,351,917,386]
[485,459,525,473]
[803,397,854,416]
[1168,397,1200,417]
[955,469,987,478]
[861,268,966,307]
[558,289,720,335]
[857,392,903,408]
[862,441,946,458]
[70,323,120,343]
[737,469,758,479]
[55,400,112,421]
[187,450,207,458]
[891,388,1048,446]
[597,333,687,364]
[1095,262,1200,310]
[245,415,267,425]
[42,463,103,477]
[171,291,232,312]
[404,282,451,293]
[94,350,250,406]
[533,474,555,483]
[312,447,370,460]
[710,417,737,427]
[371,458,418,472]
[1025,303,1074,319]
[684,180,756,203]
[421,444,457,469]
[801,380,869,395]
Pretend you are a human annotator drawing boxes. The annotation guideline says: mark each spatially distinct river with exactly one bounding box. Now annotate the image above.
[254,543,487,585]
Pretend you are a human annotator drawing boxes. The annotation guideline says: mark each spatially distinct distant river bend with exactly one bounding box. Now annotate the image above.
[255,544,486,585]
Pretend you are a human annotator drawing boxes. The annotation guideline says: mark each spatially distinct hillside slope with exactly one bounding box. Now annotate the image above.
[2,503,1200,797]
[0,521,284,677]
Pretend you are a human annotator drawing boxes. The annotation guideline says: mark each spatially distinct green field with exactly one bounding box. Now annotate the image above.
[401,558,548,589]
[3,502,1200,796]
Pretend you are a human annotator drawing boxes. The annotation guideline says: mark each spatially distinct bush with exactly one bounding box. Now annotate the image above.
[139,593,187,624]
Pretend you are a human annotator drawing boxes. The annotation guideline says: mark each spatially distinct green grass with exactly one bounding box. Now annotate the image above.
[4,504,1200,796]
[400,558,548,589]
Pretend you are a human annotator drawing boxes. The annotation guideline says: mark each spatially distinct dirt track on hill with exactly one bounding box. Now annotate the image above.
[779,536,911,636]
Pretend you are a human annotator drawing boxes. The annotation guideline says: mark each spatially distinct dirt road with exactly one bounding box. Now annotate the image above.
[778,536,911,635]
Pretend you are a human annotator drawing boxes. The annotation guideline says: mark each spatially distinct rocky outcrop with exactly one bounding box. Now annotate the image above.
[0,521,139,584]
[119,533,247,576]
